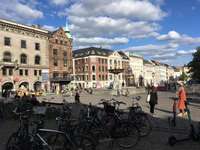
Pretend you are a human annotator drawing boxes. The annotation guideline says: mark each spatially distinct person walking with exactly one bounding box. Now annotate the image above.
[149,86,158,116]
[75,91,80,103]
[177,81,187,117]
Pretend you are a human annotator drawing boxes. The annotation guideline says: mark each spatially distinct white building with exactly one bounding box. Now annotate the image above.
[125,52,143,86]
[143,60,155,86]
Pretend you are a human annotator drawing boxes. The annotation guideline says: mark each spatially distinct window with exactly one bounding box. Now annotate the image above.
[92,75,96,80]
[105,59,107,64]
[102,66,104,72]
[53,49,57,55]
[106,75,108,80]
[34,70,37,76]
[102,75,104,81]
[19,69,23,76]
[4,37,11,46]
[110,60,112,65]
[99,66,101,72]
[86,75,89,80]
[39,70,41,76]
[35,43,40,50]
[21,40,26,48]
[55,39,58,43]
[63,52,67,67]
[2,68,7,76]
[9,69,13,76]
[25,70,28,76]
[63,73,68,78]
[109,75,112,80]
[3,52,11,62]
[99,75,101,80]
[92,65,95,72]
[60,40,63,44]
[53,72,59,78]
[35,55,40,65]
[20,54,27,64]
[54,59,58,66]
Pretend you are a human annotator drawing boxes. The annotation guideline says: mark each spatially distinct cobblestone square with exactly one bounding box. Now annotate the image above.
[0,90,200,150]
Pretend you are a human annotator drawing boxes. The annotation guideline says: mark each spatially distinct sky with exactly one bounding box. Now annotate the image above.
[0,0,200,66]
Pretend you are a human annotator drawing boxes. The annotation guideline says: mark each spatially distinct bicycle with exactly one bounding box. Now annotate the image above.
[6,110,50,150]
[6,108,96,150]
[128,96,152,137]
[76,99,140,149]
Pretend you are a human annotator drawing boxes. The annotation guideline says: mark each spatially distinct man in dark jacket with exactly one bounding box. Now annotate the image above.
[149,86,158,115]
[75,91,80,103]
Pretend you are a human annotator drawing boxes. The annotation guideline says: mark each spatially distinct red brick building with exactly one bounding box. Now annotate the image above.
[49,28,73,93]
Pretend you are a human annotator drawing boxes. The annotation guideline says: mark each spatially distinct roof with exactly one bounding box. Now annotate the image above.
[73,47,113,58]
[118,51,129,60]
[0,18,49,33]
[125,52,143,59]
[62,27,72,39]
[143,59,153,65]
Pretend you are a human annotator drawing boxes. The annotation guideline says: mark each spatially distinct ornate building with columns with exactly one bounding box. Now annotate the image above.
[0,18,49,94]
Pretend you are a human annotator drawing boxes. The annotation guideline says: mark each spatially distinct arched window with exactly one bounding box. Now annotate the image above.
[20,54,27,64]
[35,55,40,65]
[3,51,12,62]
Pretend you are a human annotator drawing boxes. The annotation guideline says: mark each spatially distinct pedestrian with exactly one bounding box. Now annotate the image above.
[75,91,80,103]
[31,94,40,106]
[177,81,187,117]
[149,86,158,116]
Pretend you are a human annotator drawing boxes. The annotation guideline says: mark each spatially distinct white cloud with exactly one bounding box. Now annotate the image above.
[42,25,58,31]
[176,49,196,55]
[122,43,178,53]
[50,0,68,5]
[69,16,159,38]
[15,3,43,19]
[157,31,181,40]
[67,0,166,21]
[157,31,200,45]
[57,0,167,47]
[74,37,129,45]
[0,0,43,22]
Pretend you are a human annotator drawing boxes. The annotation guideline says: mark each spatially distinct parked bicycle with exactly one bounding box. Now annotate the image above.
[128,96,152,137]
[6,107,96,150]
[76,99,140,149]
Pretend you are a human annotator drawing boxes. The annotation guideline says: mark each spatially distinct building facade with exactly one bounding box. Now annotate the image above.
[49,28,73,93]
[125,52,144,86]
[143,60,155,86]
[72,47,129,89]
[72,47,111,88]
[0,19,49,94]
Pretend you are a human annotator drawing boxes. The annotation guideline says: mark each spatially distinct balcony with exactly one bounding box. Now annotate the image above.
[0,60,18,68]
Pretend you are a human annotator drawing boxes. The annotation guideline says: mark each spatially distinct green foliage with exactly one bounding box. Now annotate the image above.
[188,47,200,80]
[179,71,188,81]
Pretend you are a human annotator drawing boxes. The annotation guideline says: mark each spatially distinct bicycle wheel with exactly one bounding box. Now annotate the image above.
[6,133,20,150]
[74,135,96,150]
[116,122,140,149]
[132,113,152,137]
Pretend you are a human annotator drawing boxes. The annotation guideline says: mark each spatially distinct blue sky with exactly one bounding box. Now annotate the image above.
[0,0,200,66]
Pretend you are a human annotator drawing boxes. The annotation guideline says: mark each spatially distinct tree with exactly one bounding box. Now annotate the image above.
[179,71,188,81]
[188,47,200,80]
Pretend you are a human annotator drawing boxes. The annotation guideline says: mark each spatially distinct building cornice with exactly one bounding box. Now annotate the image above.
[0,18,49,40]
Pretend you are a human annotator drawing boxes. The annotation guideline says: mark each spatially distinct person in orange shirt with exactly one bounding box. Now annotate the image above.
[177,81,187,117]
